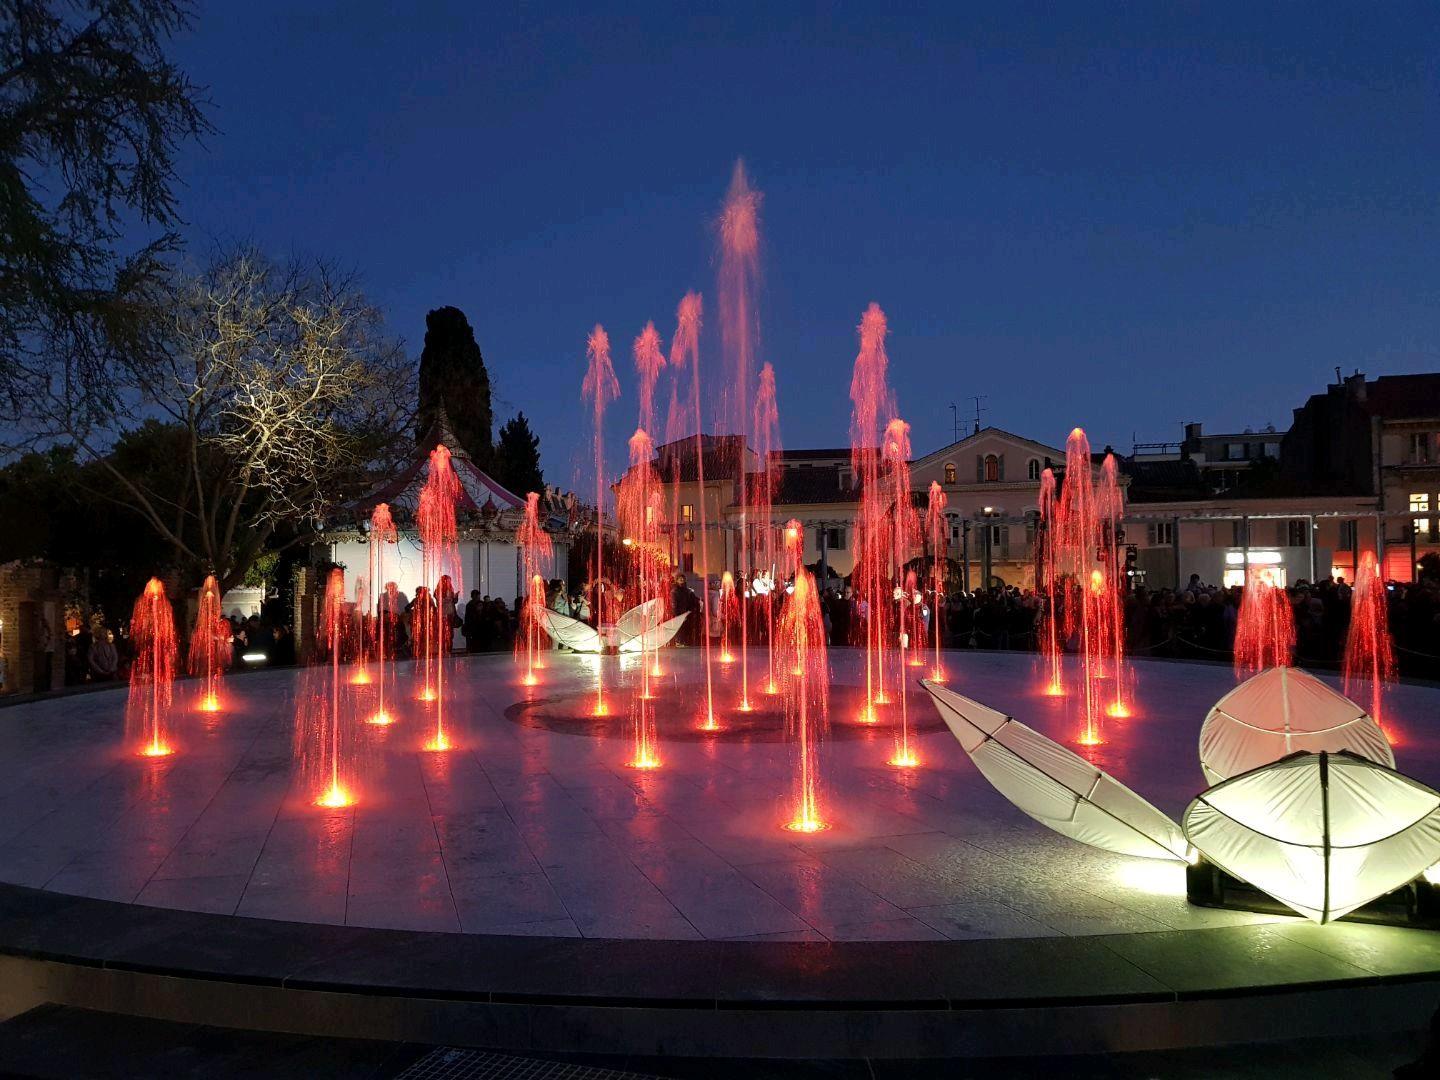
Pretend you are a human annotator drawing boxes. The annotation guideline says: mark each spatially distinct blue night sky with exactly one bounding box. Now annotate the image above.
[169,2,1439,488]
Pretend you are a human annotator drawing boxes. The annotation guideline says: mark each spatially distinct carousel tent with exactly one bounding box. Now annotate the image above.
[922,682,1187,861]
[1184,750,1440,923]
[1198,666,1394,786]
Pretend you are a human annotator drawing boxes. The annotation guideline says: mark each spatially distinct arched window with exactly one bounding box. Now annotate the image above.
[984,454,999,482]
[1027,458,1041,481]
[943,462,957,485]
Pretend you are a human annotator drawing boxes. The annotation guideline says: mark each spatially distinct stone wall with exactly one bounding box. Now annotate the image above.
[0,562,64,695]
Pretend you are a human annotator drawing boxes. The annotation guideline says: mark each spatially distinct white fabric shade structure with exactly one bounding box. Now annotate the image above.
[1184,751,1440,923]
[921,682,1187,861]
[1198,666,1394,786]
[538,601,688,655]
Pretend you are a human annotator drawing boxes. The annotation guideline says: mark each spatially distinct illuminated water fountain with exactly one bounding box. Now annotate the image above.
[418,445,463,750]
[1344,551,1397,739]
[752,361,782,695]
[926,481,948,681]
[294,568,358,807]
[127,577,177,758]
[1037,468,1065,697]
[881,418,920,768]
[582,324,620,718]
[618,427,664,768]
[779,519,829,832]
[1233,569,1295,677]
[366,503,399,725]
[515,492,554,687]
[188,574,228,713]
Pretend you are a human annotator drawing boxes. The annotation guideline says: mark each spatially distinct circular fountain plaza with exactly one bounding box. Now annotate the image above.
[1,647,1439,1060]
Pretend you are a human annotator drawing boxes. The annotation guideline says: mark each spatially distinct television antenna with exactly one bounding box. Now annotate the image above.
[971,395,988,435]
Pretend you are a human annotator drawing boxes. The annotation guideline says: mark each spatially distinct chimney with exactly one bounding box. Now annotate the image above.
[1183,422,1203,442]
[1344,371,1368,403]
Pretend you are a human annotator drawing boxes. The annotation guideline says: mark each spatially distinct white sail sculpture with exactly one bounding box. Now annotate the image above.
[1199,666,1394,786]
[1184,750,1440,923]
[922,682,1187,861]
[538,602,688,655]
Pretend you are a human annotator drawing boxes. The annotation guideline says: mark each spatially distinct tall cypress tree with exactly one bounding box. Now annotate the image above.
[492,412,545,496]
[416,306,493,464]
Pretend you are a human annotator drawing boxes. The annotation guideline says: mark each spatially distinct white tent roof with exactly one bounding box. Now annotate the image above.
[922,682,1187,861]
[1198,666,1394,786]
[539,602,688,655]
[1184,751,1440,923]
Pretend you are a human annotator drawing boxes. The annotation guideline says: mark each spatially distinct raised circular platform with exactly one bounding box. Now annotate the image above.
[0,648,1437,1057]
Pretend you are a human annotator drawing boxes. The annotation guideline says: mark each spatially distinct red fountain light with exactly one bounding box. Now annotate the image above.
[350,576,372,686]
[1343,551,1397,740]
[718,571,737,666]
[619,426,665,767]
[515,492,554,688]
[667,292,720,730]
[188,574,228,714]
[582,324,621,719]
[418,445,463,750]
[127,577,177,758]
[848,303,897,724]
[926,482,948,682]
[367,503,399,725]
[779,519,829,832]
[882,418,921,768]
[1037,468,1066,697]
[1097,454,1131,718]
[1233,569,1295,677]
[719,160,761,714]
[1054,428,1114,746]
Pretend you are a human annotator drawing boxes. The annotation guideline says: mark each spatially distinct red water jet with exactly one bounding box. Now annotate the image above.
[926,482,948,681]
[1343,551,1397,738]
[778,519,829,831]
[718,161,762,712]
[618,427,666,767]
[752,361,782,696]
[126,577,177,757]
[848,303,897,724]
[418,445,463,750]
[582,324,621,718]
[882,418,921,768]
[367,503,399,725]
[1096,454,1131,717]
[515,492,554,687]
[188,574,228,713]
[294,568,358,807]
[1233,569,1295,677]
[718,571,737,667]
[1037,468,1065,696]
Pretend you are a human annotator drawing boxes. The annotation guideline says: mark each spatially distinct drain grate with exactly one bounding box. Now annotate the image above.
[395,1047,668,1080]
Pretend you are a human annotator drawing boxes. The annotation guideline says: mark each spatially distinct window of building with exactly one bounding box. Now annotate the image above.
[680,503,695,542]
[989,524,1004,546]
[1264,442,1280,459]
[1146,522,1174,546]
[1231,519,1247,545]
[943,462,957,485]
[1339,520,1358,549]
[815,526,846,551]
[1411,433,1435,464]
[1227,443,1246,460]
[1412,493,1431,540]
[1286,520,1308,547]
[1027,458,1041,480]
[984,454,999,482]
[681,553,694,573]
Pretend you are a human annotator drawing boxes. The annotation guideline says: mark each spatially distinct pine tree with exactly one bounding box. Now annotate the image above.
[493,412,544,496]
[416,307,493,464]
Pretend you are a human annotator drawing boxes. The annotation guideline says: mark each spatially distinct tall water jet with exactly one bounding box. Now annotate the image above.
[925,482,948,681]
[582,324,620,717]
[1097,454,1131,717]
[1057,428,1106,745]
[779,519,829,832]
[350,577,372,687]
[752,361,782,695]
[367,503,399,725]
[1037,468,1066,696]
[718,161,762,712]
[127,577,177,758]
[618,428,665,767]
[188,574,228,713]
[848,303,897,723]
[1233,570,1295,677]
[632,322,668,681]
[1344,551,1397,737]
[882,418,921,768]
[515,492,554,687]
[295,568,357,807]
[668,292,719,728]
[418,445,462,750]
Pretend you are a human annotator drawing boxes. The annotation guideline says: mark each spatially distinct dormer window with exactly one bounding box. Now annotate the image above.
[984,454,999,482]
[943,462,957,485]
[1027,458,1041,480]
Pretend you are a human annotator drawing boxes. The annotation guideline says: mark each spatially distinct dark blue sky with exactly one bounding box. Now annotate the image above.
[170,2,1439,488]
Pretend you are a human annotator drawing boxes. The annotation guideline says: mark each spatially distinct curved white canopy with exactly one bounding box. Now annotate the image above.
[922,682,1187,861]
[616,598,663,640]
[538,609,602,653]
[617,612,688,653]
[1184,750,1440,923]
[1199,666,1394,786]
[539,603,688,654]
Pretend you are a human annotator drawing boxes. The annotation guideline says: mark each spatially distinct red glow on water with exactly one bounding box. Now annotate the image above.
[127,577,178,758]
[1343,551,1397,732]
[188,574,228,715]
[1234,569,1294,677]
[316,782,353,809]
[424,734,453,753]
[1043,681,1065,697]
[1076,730,1105,747]
[349,670,371,686]
[367,710,394,726]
